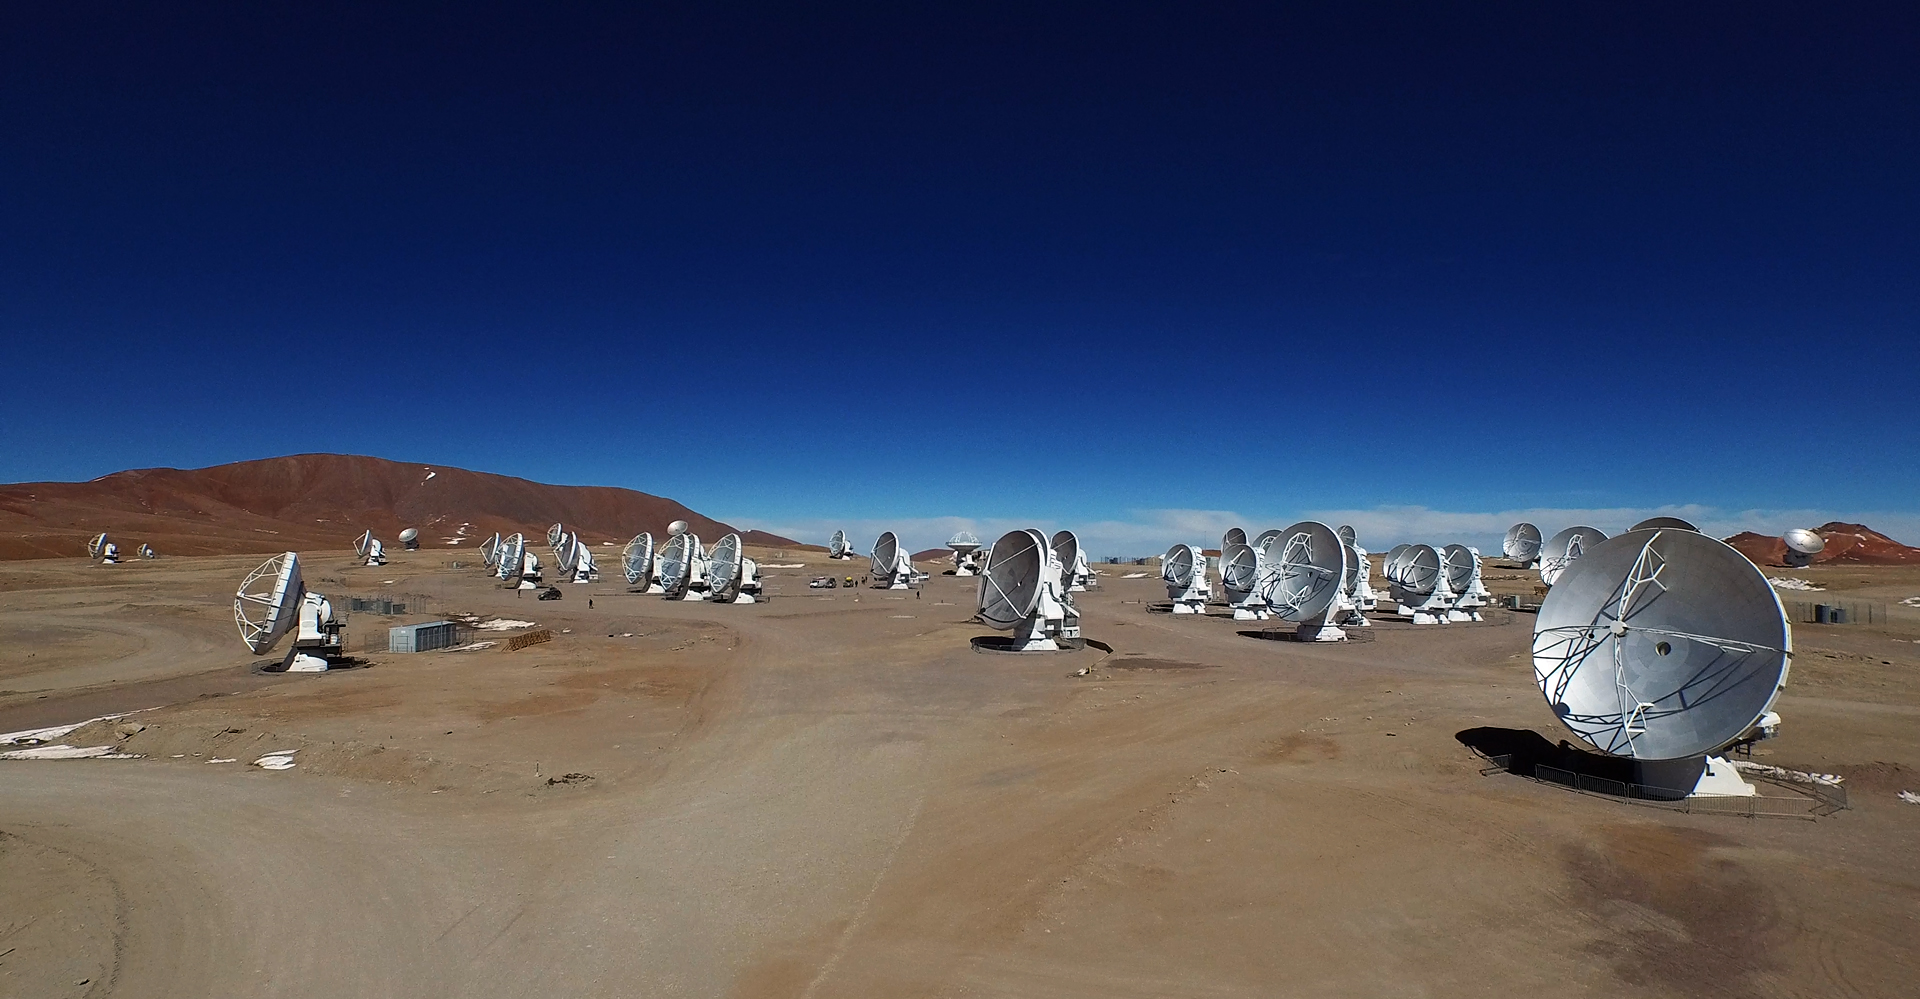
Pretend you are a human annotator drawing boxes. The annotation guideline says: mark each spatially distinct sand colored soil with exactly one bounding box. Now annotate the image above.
[0,453,798,560]
[1,551,1918,997]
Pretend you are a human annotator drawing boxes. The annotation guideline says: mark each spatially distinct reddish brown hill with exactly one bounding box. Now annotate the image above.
[0,454,798,560]
[1724,523,1920,567]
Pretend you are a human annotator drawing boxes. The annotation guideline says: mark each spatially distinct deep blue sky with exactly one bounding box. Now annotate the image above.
[4,3,1916,551]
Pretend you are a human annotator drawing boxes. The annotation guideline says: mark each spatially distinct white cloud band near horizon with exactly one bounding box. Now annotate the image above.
[724,505,1920,561]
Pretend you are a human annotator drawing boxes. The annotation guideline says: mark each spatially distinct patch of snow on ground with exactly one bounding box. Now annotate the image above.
[1,710,149,746]
[0,744,139,760]
[473,619,538,631]
[440,641,497,653]
[1730,760,1845,786]
[254,750,298,770]
[760,563,806,569]
[1899,790,1920,805]
[423,469,437,481]
[1768,577,1825,591]
[1902,596,1920,608]
[1122,572,1149,578]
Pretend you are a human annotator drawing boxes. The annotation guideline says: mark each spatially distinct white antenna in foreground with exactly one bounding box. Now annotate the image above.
[707,533,761,604]
[233,552,346,672]
[1540,526,1607,587]
[1533,528,1791,798]
[977,529,1076,651]
[1260,522,1348,641]
[657,531,707,600]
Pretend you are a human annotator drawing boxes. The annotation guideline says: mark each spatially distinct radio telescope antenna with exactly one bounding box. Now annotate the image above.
[354,530,386,566]
[233,552,346,672]
[1260,522,1348,641]
[1503,523,1541,567]
[1441,544,1490,622]
[828,529,854,559]
[1631,517,1698,532]
[496,533,529,587]
[1220,542,1269,620]
[1336,541,1373,627]
[1540,526,1608,587]
[623,533,656,591]
[1533,528,1791,797]
[1337,525,1356,547]
[399,528,420,550]
[87,533,109,561]
[668,520,689,537]
[1223,528,1247,550]
[354,530,371,559]
[1161,543,1210,614]
[558,532,598,583]
[1347,543,1378,620]
[657,532,696,599]
[138,543,156,559]
[948,531,983,576]
[870,532,912,589]
[1781,529,1825,568]
[547,523,566,551]
[1386,544,1453,625]
[1050,530,1088,593]
[708,533,747,603]
[480,533,503,569]
[977,529,1074,651]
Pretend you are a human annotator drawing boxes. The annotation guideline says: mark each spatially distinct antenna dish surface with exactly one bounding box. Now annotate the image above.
[1541,526,1608,586]
[234,552,303,655]
[871,532,899,577]
[398,528,419,543]
[1533,529,1792,760]
[668,520,689,537]
[1442,544,1478,594]
[708,533,743,601]
[1398,545,1442,594]
[1268,522,1345,622]
[1049,531,1079,577]
[979,530,1046,629]
[1161,544,1195,588]
[623,533,655,585]
[1782,529,1825,555]
[948,530,981,554]
[1631,517,1699,532]
[1503,523,1542,562]
[1337,525,1356,546]
[1223,528,1247,550]
[1220,542,1259,592]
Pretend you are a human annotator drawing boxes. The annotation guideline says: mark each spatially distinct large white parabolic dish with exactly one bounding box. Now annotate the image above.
[979,529,1046,629]
[1268,522,1345,622]
[1533,528,1791,760]
[1541,526,1608,586]
[1397,544,1442,595]
[498,533,526,580]
[708,533,743,601]
[871,532,900,578]
[1161,544,1196,589]
[1049,530,1079,580]
[235,551,303,655]
[829,529,850,557]
[623,533,655,585]
[1503,523,1541,563]
[1221,542,1259,592]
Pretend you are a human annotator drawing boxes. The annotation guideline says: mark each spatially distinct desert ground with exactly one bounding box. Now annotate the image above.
[2,546,1918,998]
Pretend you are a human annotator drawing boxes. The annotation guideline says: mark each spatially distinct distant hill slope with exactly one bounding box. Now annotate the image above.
[1725,522,1920,567]
[0,453,799,559]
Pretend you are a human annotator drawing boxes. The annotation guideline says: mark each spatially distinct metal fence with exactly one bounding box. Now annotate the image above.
[1485,756,1846,819]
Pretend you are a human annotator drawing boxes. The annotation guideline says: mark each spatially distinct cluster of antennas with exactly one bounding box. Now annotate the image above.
[1377,542,1492,624]
[86,533,156,563]
[480,531,542,588]
[975,530,1086,651]
[618,522,763,604]
[1160,524,1377,640]
[1530,524,1792,799]
[545,523,601,584]
[232,552,348,672]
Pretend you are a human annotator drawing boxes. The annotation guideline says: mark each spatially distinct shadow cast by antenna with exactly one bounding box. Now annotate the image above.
[1455,726,1638,784]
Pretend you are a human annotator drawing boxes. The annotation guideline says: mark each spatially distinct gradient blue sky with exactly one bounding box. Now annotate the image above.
[4,4,1916,555]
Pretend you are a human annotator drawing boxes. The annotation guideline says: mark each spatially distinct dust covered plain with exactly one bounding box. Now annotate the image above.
[2,548,1918,998]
